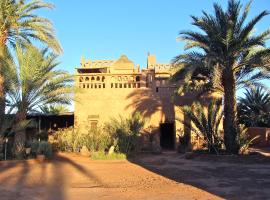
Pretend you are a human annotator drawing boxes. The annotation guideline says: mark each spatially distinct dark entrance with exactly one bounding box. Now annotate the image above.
[160,122,175,149]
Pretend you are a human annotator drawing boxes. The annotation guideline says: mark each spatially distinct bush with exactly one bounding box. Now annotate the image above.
[30,140,39,156]
[91,151,126,160]
[37,141,53,159]
[105,112,145,155]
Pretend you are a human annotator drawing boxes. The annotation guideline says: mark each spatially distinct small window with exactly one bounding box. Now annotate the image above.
[103,83,105,88]
[90,120,98,130]
[91,77,95,81]
[111,83,114,88]
[136,76,140,82]
[85,77,90,81]
[128,83,131,88]
[156,87,159,92]
[102,76,105,82]
[119,83,122,88]
[95,84,97,88]
[133,83,136,88]
[124,83,127,88]
[99,84,101,88]
[97,76,100,81]
[91,84,93,88]
[137,83,140,88]
[87,84,89,88]
[115,83,118,88]
[83,84,85,88]
[79,77,83,82]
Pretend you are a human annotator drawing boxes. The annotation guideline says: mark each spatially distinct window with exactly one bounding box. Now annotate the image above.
[124,83,127,88]
[133,83,136,88]
[115,83,118,88]
[99,84,101,88]
[83,84,85,88]
[119,83,122,88]
[87,84,89,88]
[102,76,105,82]
[128,83,131,88]
[136,76,140,82]
[91,77,95,81]
[85,77,89,81]
[103,83,105,88]
[90,120,98,130]
[156,87,159,92]
[137,83,140,88]
[97,76,100,81]
[118,76,122,81]
[111,83,114,88]
[79,77,83,82]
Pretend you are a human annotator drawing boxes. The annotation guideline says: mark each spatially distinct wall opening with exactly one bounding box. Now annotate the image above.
[160,122,175,150]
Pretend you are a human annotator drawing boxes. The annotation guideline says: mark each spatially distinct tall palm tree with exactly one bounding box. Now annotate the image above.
[7,45,72,151]
[0,0,62,126]
[173,0,270,154]
[238,87,270,127]
[181,100,223,154]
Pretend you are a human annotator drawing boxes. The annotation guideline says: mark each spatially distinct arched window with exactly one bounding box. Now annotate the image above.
[79,77,83,82]
[130,76,134,82]
[136,76,140,82]
[102,76,105,82]
[111,76,115,81]
[124,76,128,81]
[91,77,95,81]
[118,76,122,81]
[85,77,89,81]
[96,76,100,81]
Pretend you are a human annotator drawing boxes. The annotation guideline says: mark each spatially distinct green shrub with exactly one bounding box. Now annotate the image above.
[37,141,53,159]
[91,151,126,160]
[30,140,39,156]
[105,112,145,155]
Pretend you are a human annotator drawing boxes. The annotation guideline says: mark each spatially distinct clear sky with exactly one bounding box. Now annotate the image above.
[42,0,270,74]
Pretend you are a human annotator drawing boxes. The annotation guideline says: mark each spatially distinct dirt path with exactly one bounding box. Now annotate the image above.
[0,153,220,200]
[1,152,270,200]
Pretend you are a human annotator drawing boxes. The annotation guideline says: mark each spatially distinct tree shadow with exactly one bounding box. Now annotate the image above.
[0,154,104,200]
[128,152,270,200]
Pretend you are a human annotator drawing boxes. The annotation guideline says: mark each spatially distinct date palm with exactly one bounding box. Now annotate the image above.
[238,87,270,127]
[0,0,62,126]
[7,45,72,151]
[173,0,270,154]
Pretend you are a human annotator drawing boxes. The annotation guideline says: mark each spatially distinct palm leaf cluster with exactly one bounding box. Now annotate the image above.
[172,0,270,154]
[6,45,72,117]
[238,87,270,127]
[0,0,62,52]
[182,100,223,154]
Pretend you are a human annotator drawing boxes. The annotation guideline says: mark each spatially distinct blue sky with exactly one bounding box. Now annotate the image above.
[42,0,270,73]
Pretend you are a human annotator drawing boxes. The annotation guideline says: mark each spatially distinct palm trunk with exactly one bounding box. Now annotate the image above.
[222,69,239,154]
[0,46,5,128]
[14,111,27,154]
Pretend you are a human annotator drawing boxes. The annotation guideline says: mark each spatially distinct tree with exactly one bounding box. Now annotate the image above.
[0,0,62,126]
[181,100,223,154]
[238,87,270,127]
[173,0,270,154]
[7,45,72,151]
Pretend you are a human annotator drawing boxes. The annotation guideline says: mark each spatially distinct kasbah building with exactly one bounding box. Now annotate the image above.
[74,53,213,150]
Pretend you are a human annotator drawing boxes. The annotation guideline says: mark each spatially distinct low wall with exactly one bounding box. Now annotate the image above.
[247,127,270,147]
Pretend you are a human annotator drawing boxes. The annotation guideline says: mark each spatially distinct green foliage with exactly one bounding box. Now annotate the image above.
[238,125,260,155]
[40,104,69,114]
[172,0,270,154]
[91,151,126,160]
[30,140,40,156]
[54,126,112,153]
[105,112,145,154]
[181,100,223,154]
[7,45,73,115]
[37,141,53,159]
[0,0,62,53]
[238,87,270,127]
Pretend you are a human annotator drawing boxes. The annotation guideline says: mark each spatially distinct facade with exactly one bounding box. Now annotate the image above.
[74,53,194,149]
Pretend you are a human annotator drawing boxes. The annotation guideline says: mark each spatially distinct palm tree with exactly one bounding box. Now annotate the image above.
[7,45,72,151]
[173,0,270,154]
[181,100,223,154]
[238,87,270,127]
[0,0,62,126]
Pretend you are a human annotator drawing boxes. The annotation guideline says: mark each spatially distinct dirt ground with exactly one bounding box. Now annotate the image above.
[0,151,270,200]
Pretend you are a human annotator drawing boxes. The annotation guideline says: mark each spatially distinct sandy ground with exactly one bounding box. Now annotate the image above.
[0,151,270,200]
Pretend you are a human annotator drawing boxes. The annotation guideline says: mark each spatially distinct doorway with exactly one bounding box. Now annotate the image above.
[160,122,175,150]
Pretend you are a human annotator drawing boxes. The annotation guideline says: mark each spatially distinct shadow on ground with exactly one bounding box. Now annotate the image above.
[128,151,270,200]
[0,154,104,200]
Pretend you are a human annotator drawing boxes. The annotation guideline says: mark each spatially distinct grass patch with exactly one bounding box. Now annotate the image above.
[91,151,127,160]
